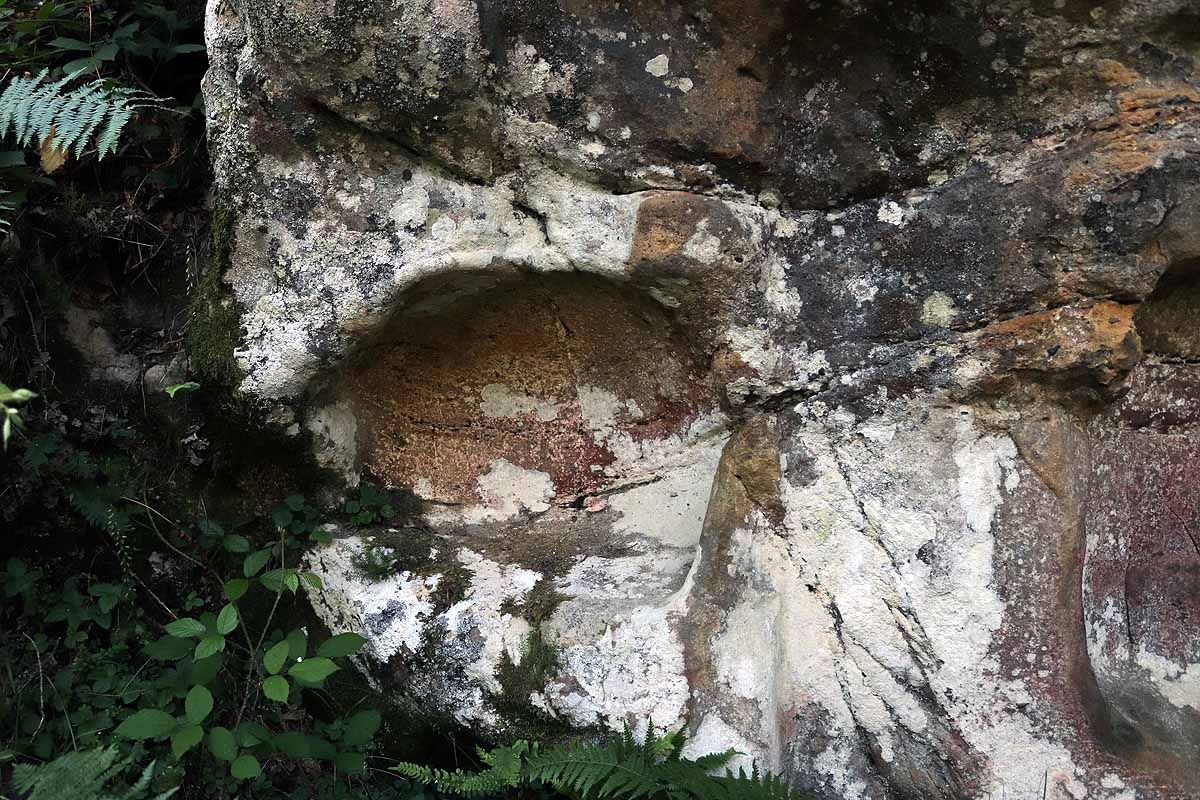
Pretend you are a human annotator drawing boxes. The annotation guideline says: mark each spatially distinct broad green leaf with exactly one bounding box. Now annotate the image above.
[259,569,286,593]
[317,633,367,659]
[340,709,381,747]
[115,709,176,740]
[301,571,323,589]
[222,534,250,553]
[163,381,200,398]
[223,579,249,602]
[207,726,237,761]
[243,549,272,578]
[190,654,222,685]
[237,722,271,746]
[144,635,193,661]
[285,629,307,660]
[47,36,91,50]
[195,635,225,661]
[335,751,366,774]
[164,617,205,638]
[283,572,299,593]
[273,732,334,760]
[263,640,289,675]
[288,657,338,684]
[230,753,261,780]
[216,604,238,635]
[184,685,213,724]
[271,508,292,529]
[262,675,288,703]
[171,724,204,758]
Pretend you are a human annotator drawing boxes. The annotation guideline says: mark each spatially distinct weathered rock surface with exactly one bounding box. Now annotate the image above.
[202,0,1200,796]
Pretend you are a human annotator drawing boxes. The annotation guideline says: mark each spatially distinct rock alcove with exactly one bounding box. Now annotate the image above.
[317,271,722,513]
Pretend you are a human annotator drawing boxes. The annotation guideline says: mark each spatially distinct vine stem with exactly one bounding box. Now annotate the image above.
[235,528,286,729]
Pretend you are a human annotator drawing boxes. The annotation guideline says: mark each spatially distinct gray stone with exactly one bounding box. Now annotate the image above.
[203,0,1200,796]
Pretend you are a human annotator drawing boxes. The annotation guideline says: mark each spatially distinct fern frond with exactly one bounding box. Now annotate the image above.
[392,759,517,798]
[0,71,168,162]
[11,746,178,800]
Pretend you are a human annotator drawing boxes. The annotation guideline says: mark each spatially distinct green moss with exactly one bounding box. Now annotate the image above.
[188,193,244,386]
[353,527,472,612]
[492,626,572,742]
[490,578,574,742]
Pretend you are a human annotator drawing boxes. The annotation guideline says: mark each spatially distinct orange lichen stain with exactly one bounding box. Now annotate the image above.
[976,300,1141,386]
[1066,83,1200,190]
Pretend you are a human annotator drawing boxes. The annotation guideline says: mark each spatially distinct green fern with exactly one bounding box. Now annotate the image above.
[392,721,811,799]
[0,69,166,160]
[11,746,178,800]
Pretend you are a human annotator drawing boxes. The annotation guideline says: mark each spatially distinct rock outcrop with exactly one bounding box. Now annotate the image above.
[202,0,1200,796]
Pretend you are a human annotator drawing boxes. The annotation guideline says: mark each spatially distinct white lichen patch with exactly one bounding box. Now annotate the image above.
[1134,643,1200,711]
[921,291,958,327]
[681,218,723,263]
[768,398,1085,798]
[478,382,561,422]
[302,535,437,664]
[472,459,556,520]
[306,400,360,486]
[644,54,669,77]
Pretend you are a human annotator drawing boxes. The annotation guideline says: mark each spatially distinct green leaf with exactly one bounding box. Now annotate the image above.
[272,508,293,529]
[301,571,323,589]
[284,494,305,511]
[47,36,92,50]
[341,709,381,747]
[288,657,338,684]
[283,572,299,593]
[190,654,222,685]
[163,381,200,398]
[273,732,335,760]
[222,534,250,553]
[317,633,367,659]
[184,685,213,724]
[115,709,176,740]
[273,731,310,757]
[216,604,239,635]
[230,753,261,780]
[237,722,271,746]
[335,751,366,774]
[263,640,289,675]
[171,724,204,758]
[262,675,289,703]
[285,629,307,660]
[208,727,237,761]
[195,635,225,661]
[259,569,286,593]
[223,579,249,602]
[164,617,206,638]
[144,635,193,661]
[243,549,272,578]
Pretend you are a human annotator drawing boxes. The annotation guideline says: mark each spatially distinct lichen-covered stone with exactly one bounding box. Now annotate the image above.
[203,0,1200,796]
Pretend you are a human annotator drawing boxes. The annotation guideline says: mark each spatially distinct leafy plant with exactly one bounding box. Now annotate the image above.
[393,722,810,799]
[0,69,168,163]
[163,381,200,398]
[11,745,178,800]
[343,483,398,525]
[0,381,35,448]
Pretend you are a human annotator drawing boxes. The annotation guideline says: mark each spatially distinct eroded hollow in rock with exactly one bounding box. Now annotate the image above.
[1135,258,1200,359]
[329,272,720,509]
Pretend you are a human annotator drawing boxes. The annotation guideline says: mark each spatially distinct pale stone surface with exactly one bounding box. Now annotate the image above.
[204,0,1200,795]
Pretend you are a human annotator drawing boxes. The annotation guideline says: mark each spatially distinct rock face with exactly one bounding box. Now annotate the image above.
[202,0,1200,797]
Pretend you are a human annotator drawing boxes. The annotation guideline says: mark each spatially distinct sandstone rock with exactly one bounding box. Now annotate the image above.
[203,0,1200,796]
